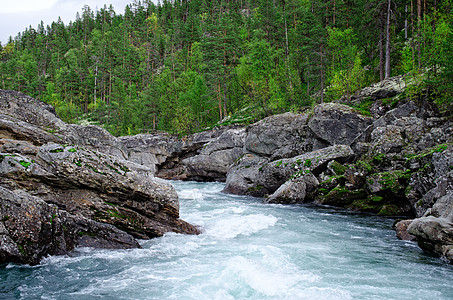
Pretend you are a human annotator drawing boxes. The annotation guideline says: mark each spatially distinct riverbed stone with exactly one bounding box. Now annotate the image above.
[266,173,319,204]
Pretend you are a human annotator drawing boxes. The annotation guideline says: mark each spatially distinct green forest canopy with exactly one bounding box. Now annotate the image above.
[0,0,451,136]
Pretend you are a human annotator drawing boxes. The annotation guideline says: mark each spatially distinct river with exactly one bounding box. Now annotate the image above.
[1,181,452,299]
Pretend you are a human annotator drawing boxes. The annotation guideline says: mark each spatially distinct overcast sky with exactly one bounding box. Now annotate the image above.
[0,0,142,46]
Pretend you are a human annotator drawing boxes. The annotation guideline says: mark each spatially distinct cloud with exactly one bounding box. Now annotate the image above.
[2,0,58,14]
[0,0,139,45]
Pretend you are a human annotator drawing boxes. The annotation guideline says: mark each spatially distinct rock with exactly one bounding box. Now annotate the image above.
[394,220,417,241]
[222,153,268,196]
[0,142,200,239]
[182,128,246,181]
[408,208,453,263]
[0,90,66,130]
[369,100,390,118]
[245,112,313,159]
[343,168,365,189]
[266,173,319,204]
[373,101,419,128]
[225,145,354,197]
[0,90,201,265]
[316,187,368,207]
[406,146,453,262]
[0,90,125,157]
[308,103,373,147]
[407,145,453,217]
[0,187,139,265]
[370,125,405,154]
[349,75,406,102]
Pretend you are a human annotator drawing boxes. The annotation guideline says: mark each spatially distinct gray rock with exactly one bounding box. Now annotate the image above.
[370,125,405,154]
[0,186,139,265]
[406,146,453,262]
[182,128,246,181]
[223,153,268,196]
[348,75,406,102]
[373,101,419,128]
[394,220,417,241]
[266,173,319,204]
[245,112,313,159]
[0,142,200,240]
[308,103,373,147]
[225,145,354,197]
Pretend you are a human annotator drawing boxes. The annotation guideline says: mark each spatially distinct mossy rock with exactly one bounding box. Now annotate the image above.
[378,204,402,216]
[328,161,347,176]
[367,170,411,195]
[316,187,367,207]
[347,198,382,213]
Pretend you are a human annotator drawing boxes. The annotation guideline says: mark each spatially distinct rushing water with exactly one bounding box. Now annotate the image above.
[1,181,453,299]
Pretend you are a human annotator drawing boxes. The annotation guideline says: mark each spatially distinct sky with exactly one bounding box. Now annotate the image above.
[0,0,141,46]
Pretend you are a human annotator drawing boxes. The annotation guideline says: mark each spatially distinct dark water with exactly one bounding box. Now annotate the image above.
[1,181,452,299]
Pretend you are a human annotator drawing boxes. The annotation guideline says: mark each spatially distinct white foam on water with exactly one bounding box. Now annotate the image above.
[216,256,321,297]
[206,214,278,239]
[178,188,204,200]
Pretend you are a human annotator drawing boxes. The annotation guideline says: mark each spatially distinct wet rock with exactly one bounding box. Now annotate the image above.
[394,220,417,241]
[225,145,354,197]
[182,128,246,181]
[0,187,139,265]
[222,153,268,196]
[266,173,319,204]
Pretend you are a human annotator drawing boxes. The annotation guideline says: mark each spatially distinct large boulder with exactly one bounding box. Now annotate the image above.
[408,192,453,263]
[224,145,354,197]
[0,90,200,265]
[182,128,246,181]
[307,103,373,147]
[222,153,268,196]
[0,187,139,265]
[265,173,319,204]
[0,142,198,239]
[245,112,313,160]
[0,89,125,157]
[347,75,406,103]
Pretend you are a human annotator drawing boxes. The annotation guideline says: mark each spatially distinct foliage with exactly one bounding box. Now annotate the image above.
[0,1,451,135]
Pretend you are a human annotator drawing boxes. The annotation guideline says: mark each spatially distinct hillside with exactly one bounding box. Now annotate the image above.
[0,0,452,136]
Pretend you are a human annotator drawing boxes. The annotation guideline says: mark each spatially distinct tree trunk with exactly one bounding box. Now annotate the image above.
[320,45,324,103]
[417,0,422,69]
[94,64,98,105]
[218,82,223,121]
[385,0,391,79]
[405,4,408,39]
[379,10,385,81]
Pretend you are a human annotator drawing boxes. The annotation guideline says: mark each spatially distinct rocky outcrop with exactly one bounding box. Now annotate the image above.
[182,128,246,181]
[223,106,360,197]
[244,112,312,159]
[0,186,139,265]
[265,173,319,204]
[405,146,453,262]
[217,89,452,262]
[345,75,406,104]
[0,90,199,265]
[308,103,373,147]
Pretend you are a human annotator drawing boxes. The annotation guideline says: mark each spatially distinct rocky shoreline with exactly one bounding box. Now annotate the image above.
[0,90,199,265]
[1,76,452,264]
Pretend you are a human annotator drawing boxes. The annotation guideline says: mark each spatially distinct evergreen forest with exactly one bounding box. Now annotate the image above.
[0,0,452,136]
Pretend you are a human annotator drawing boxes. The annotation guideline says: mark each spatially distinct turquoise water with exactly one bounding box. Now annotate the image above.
[1,181,452,299]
